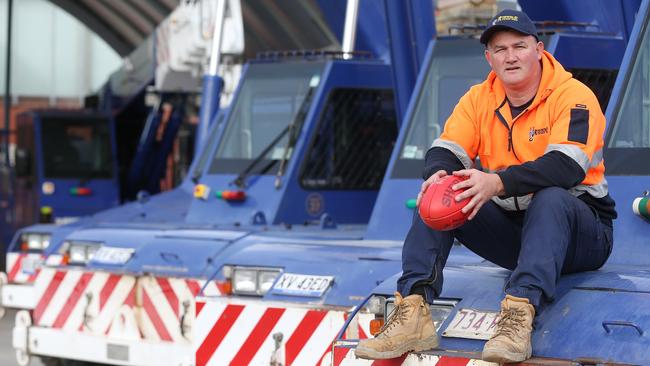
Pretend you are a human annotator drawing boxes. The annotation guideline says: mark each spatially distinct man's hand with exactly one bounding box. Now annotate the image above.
[416,170,448,207]
[451,169,505,220]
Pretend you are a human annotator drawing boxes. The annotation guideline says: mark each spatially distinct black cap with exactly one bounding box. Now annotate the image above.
[480,9,538,45]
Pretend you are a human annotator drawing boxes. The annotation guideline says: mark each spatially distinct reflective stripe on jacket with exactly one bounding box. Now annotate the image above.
[433,51,607,211]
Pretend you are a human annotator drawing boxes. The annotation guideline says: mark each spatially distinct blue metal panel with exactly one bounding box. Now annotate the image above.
[195,75,224,156]
[605,177,650,266]
[314,0,390,61]
[545,33,627,70]
[208,232,402,306]
[383,0,435,121]
[38,179,120,218]
[622,0,644,38]
[520,0,641,42]
[86,186,194,225]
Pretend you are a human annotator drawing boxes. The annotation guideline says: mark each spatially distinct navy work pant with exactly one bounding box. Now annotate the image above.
[397,187,613,308]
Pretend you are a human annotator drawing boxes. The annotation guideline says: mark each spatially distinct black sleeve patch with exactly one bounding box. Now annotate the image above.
[568,108,589,144]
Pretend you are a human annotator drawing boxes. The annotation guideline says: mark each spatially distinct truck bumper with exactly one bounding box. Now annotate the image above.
[1,281,36,310]
[194,296,369,366]
[15,312,193,366]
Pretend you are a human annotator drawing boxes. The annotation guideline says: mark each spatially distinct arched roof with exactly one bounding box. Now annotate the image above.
[49,0,339,58]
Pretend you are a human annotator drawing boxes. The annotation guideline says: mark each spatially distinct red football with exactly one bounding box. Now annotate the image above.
[418,175,471,231]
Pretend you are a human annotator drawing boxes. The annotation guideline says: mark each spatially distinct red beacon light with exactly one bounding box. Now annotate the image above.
[215,190,246,202]
[70,187,92,196]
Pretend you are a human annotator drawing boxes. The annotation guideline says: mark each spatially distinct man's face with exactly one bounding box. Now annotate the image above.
[484,31,543,90]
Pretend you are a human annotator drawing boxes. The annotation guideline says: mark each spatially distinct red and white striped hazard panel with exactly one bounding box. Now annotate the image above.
[32,267,224,343]
[33,267,137,334]
[193,298,375,366]
[6,253,62,284]
[138,275,222,342]
[333,347,500,366]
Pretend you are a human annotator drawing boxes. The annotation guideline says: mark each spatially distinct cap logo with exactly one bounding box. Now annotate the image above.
[494,15,519,24]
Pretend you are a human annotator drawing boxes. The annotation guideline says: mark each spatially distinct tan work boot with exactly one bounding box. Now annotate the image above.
[482,294,535,363]
[355,292,439,360]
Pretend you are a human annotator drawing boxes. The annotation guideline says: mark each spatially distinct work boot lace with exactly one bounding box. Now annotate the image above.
[491,308,526,341]
[377,301,412,337]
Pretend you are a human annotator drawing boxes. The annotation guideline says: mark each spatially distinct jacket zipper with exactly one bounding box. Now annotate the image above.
[495,98,530,212]
[495,98,531,161]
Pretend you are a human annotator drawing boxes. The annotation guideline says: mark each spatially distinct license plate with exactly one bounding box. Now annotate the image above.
[271,273,334,297]
[442,308,499,340]
[91,247,134,265]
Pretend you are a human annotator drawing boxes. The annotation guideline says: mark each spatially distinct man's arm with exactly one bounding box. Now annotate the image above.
[422,147,465,179]
[496,150,585,197]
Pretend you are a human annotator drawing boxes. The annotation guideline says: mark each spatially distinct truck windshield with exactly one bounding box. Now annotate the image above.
[605,15,650,174]
[41,116,113,179]
[391,38,489,178]
[209,62,324,174]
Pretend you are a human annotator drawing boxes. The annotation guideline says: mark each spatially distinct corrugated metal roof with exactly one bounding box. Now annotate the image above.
[49,0,339,58]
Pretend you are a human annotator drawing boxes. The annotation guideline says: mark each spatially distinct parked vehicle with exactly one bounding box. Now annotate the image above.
[332,0,650,365]
[8,1,640,365]
[10,8,400,366]
[0,0,244,320]
[190,1,638,365]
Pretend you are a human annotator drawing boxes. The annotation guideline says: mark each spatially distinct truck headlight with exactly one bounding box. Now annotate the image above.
[385,297,457,331]
[20,232,51,251]
[60,241,102,265]
[258,271,280,293]
[232,268,257,294]
[366,295,387,315]
[225,266,282,296]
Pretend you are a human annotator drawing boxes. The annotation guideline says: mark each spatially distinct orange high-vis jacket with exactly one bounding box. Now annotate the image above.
[432,51,608,211]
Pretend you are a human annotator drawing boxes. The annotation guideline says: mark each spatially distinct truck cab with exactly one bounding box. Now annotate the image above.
[1,110,119,298]
[13,110,119,228]
[332,1,650,365]
[11,52,399,366]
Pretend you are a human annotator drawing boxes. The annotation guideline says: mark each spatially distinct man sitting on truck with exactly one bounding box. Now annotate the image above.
[355,9,616,363]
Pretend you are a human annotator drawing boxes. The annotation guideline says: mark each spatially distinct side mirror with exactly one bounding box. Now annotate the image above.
[14,148,32,177]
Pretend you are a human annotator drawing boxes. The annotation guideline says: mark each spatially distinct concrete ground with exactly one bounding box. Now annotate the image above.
[0,309,44,366]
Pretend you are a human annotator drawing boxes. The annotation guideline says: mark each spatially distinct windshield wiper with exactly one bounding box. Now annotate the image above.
[232,78,320,189]
[232,125,290,188]
[274,84,318,189]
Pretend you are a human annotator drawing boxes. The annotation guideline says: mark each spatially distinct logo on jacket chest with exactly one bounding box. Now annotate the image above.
[529,126,549,141]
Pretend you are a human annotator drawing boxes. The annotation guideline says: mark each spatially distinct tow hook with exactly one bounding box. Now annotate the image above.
[0,272,7,319]
[82,292,94,331]
[270,332,285,366]
[180,300,191,339]
[13,310,31,366]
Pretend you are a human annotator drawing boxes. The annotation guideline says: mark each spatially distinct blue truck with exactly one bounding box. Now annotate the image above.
[332,1,650,365]
[7,2,404,364]
[187,1,638,365]
[6,1,642,365]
